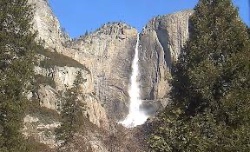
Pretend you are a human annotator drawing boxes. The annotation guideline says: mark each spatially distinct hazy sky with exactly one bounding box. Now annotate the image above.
[49,0,250,38]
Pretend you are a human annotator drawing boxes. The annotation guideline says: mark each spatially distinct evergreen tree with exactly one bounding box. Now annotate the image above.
[84,30,89,36]
[56,72,86,150]
[0,0,36,151]
[149,0,250,151]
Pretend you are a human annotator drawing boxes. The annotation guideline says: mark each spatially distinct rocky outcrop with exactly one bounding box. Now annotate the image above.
[139,10,193,102]
[34,66,93,93]
[83,94,109,129]
[29,0,69,51]
[23,114,60,148]
[27,64,109,148]
[37,85,59,111]
[34,65,109,127]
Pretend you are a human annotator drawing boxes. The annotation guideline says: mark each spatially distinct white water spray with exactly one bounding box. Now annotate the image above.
[120,34,148,128]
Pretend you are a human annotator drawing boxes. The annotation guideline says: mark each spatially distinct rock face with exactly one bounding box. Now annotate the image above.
[28,65,109,148]
[34,66,93,93]
[65,23,138,120]
[37,85,59,111]
[29,0,69,51]
[139,10,193,102]
[23,115,60,148]
[30,0,138,121]
[30,0,193,121]
[27,0,193,151]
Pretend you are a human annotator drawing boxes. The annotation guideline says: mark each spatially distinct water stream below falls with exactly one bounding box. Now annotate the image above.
[119,34,149,128]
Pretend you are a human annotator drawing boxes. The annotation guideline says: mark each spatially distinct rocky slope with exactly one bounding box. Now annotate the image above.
[26,0,193,151]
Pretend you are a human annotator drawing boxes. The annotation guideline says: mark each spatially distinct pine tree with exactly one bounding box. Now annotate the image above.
[56,72,86,150]
[0,0,36,151]
[149,0,250,151]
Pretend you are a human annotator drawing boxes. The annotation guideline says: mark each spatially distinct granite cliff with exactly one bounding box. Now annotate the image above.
[65,23,138,120]
[26,0,193,151]
[139,10,193,113]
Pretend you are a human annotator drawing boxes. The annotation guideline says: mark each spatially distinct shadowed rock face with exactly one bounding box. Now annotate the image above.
[139,10,193,103]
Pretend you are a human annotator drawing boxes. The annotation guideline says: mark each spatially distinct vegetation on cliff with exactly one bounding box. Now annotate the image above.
[248,27,250,37]
[36,47,90,72]
[149,0,250,151]
[0,0,43,151]
[56,72,86,151]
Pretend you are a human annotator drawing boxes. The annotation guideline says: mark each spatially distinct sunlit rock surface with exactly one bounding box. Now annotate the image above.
[139,10,193,102]
[26,0,192,150]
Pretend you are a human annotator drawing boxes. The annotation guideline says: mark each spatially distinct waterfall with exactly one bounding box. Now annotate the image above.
[120,33,148,128]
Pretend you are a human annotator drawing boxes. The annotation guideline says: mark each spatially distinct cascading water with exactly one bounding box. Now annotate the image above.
[120,33,148,128]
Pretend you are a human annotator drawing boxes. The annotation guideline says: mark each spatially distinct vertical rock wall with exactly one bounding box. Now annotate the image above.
[66,24,138,120]
[139,10,193,102]
[29,0,69,51]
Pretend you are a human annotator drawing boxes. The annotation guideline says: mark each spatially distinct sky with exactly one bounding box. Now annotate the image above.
[49,0,250,38]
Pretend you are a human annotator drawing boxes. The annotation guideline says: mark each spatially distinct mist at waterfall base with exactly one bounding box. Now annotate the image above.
[119,34,149,128]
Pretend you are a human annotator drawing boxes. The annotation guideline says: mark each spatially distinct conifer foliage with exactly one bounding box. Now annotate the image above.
[0,0,36,151]
[149,0,250,151]
[56,72,86,150]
